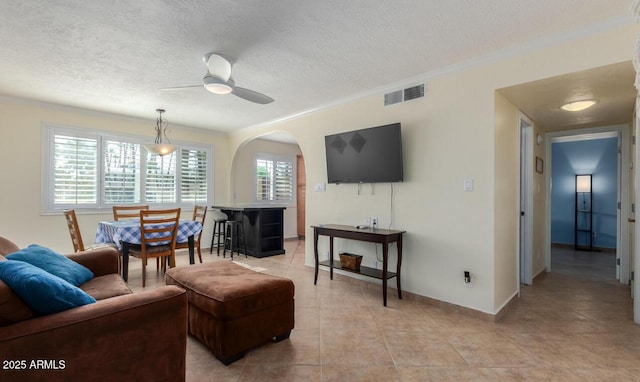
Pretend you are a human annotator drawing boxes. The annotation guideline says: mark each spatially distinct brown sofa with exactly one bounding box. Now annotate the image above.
[0,236,188,382]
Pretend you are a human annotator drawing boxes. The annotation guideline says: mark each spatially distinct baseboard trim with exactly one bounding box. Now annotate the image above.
[494,292,519,322]
[551,242,616,253]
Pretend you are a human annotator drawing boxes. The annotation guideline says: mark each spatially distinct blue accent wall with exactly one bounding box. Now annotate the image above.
[551,137,618,249]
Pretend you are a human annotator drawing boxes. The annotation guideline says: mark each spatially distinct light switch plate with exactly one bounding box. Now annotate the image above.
[463,178,473,192]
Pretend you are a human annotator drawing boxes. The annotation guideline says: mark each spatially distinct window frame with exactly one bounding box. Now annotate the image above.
[42,123,213,214]
[253,152,296,207]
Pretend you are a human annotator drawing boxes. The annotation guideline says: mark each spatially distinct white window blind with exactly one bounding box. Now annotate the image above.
[104,140,141,204]
[53,135,98,205]
[255,155,294,203]
[181,148,208,204]
[44,125,212,212]
[145,152,176,204]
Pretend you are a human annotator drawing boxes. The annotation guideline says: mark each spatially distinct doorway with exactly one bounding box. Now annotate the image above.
[545,126,630,284]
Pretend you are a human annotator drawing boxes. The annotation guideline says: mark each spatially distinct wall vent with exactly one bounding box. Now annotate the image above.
[384,90,403,106]
[404,84,425,101]
[384,84,425,106]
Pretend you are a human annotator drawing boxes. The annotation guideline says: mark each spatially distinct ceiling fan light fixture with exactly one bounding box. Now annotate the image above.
[560,100,597,112]
[203,76,233,94]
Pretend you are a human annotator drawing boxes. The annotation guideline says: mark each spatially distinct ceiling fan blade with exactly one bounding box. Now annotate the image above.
[232,86,274,104]
[159,85,202,91]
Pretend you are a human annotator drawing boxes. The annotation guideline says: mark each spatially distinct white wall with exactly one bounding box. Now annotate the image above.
[228,23,637,315]
[231,138,302,239]
[0,98,230,253]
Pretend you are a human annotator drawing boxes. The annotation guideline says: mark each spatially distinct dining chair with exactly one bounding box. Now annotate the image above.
[112,205,150,221]
[127,208,181,287]
[64,209,117,253]
[175,205,207,263]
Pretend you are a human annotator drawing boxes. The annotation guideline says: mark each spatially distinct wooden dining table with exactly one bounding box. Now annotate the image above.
[95,219,202,281]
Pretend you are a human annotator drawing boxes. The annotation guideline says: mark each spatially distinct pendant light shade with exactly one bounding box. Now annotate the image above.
[144,109,176,156]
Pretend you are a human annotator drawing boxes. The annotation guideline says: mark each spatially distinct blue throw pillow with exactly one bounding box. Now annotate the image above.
[6,244,93,286]
[0,260,96,316]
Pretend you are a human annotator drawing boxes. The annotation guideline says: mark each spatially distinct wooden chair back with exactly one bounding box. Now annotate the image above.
[176,205,207,262]
[64,209,85,252]
[112,205,149,221]
[138,208,181,264]
[192,205,207,243]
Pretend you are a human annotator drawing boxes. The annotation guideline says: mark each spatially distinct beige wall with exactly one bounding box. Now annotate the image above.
[0,22,634,316]
[494,93,519,310]
[228,23,636,315]
[231,137,302,239]
[0,98,230,253]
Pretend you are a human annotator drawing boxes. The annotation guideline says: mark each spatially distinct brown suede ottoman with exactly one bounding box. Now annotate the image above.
[165,261,294,365]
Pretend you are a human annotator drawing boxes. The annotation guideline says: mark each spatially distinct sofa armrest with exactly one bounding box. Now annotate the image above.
[65,247,119,277]
[0,285,187,382]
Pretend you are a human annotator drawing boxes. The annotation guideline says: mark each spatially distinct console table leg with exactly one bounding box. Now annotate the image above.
[329,237,334,280]
[396,236,403,299]
[314,230,319,285]
[382,243,389,306]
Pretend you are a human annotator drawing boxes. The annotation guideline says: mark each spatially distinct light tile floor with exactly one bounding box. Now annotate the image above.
[125,242,640,381]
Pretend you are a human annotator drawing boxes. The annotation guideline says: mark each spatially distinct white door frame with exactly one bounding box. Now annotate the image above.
[634,102,640,323]
[544,124,630,284]
[519,114,534,286]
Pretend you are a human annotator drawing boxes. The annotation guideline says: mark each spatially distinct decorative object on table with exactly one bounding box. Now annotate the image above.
[339,253,363,271]
[575,174,593,251]
[143,108,176,156]
[160,52,274,104]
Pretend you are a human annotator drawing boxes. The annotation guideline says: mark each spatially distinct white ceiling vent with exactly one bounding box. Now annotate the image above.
[384,84,425,106]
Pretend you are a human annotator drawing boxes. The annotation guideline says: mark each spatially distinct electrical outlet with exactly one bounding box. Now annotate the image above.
[371,260,377,269]
[372,217,378,228]
[322,251,329,261]
[365,217,371,226]
[464,271,472,287]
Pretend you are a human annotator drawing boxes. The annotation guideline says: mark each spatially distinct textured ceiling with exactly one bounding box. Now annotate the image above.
[499,62,637,131]
[0,1,633,133]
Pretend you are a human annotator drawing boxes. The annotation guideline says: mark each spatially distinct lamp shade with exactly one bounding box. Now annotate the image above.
[144,143,177,156]
[576,175,591,193]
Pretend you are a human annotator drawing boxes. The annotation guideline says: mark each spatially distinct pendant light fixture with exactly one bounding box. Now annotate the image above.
[144,108,176,156]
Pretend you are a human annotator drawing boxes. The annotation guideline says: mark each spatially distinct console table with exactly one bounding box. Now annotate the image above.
[213,205,286,258]
[312,224,405,306]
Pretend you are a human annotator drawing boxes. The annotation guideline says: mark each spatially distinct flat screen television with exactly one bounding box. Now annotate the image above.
[325,123,403,184]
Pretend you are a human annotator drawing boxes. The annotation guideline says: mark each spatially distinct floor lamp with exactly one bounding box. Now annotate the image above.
[575,174,593,251]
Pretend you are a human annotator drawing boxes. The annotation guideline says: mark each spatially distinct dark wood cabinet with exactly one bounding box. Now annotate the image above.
[213,206,286,258]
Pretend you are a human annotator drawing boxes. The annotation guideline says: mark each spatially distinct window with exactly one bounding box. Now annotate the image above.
[255,154,295,204]
[44,125,212,212]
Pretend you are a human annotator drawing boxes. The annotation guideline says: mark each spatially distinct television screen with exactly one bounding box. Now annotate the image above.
[325,123,403,184]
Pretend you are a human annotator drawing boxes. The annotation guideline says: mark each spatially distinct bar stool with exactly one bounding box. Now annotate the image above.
[223,220,247,259]
[210,216,228,256]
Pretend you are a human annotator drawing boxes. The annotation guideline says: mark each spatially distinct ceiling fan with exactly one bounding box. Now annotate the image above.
[161,52,274,104]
